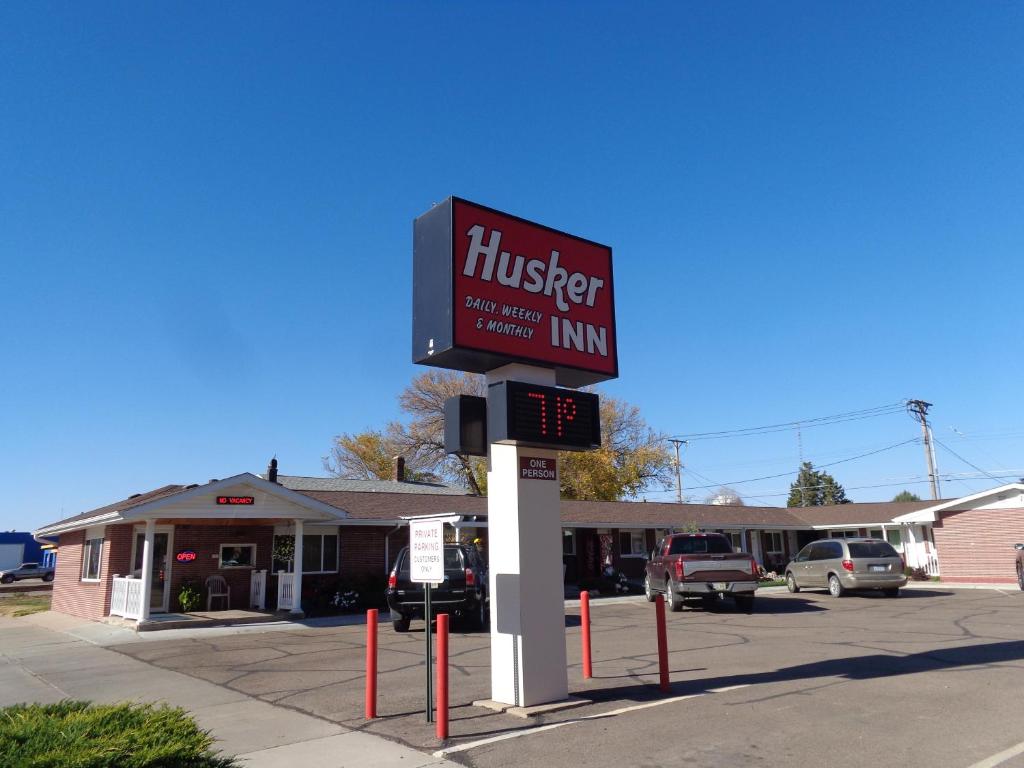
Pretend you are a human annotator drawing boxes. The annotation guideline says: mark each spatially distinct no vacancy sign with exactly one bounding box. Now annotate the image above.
[409,518,445,583]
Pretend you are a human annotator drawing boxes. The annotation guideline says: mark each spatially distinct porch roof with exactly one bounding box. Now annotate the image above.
[34,473,345,537]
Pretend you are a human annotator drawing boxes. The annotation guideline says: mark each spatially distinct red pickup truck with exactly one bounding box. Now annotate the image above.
[644,533,758,612]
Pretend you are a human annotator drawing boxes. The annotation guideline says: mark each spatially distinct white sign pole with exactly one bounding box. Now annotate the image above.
[487,364,569,707]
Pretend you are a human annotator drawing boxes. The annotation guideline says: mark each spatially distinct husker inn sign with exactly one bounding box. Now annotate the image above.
[413,197,617,387]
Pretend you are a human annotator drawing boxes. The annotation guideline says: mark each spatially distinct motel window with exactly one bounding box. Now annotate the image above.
[219,544,256,569]
[764,532,784,554]
[886,529,902,547]
[618,529,646,557]
[722,531,743,552]
[272,534,339,574]
[562,529,575,555]
[81,537,103,581]
[828,530,856,540]
[869,529,884,539]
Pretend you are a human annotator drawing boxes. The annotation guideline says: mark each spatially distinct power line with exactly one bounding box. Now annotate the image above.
[672,402,906,442]
[678,438,920,491]
[932,439,1005,484]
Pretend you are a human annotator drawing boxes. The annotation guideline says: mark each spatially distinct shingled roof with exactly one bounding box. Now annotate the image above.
[295,489,930,529]
[275,475,472,496]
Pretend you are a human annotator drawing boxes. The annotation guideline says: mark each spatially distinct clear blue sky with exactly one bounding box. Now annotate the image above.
[3,2,1023,530]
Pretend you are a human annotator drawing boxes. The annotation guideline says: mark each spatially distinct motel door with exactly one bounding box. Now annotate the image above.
[133,532,170,612]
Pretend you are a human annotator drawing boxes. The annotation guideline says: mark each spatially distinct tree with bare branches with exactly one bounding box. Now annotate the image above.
[325,370,672,500]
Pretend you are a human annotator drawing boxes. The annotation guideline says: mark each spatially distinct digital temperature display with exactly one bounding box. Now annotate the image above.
[489,381,601,451]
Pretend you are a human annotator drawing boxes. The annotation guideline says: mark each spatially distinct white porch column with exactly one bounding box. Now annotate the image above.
[292,519,304,615]
[139,518,156,621]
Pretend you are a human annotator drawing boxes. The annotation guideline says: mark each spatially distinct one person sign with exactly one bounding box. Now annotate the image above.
[409,518,445,584]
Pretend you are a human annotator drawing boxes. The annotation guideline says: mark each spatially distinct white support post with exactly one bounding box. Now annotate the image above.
[292,519,304,616]
[139,519,155,621]
[486,364,568,708]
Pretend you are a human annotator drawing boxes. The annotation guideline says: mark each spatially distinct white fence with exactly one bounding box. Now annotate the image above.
[250,569,267,610]
[924,553,940,577]
[277,573,295,611]
[110,576,144,620]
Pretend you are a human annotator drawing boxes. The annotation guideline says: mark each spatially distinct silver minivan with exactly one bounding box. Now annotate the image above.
[785,538,907,597]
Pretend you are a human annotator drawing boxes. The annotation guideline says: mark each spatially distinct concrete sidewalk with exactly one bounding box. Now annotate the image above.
[0,614,458,768]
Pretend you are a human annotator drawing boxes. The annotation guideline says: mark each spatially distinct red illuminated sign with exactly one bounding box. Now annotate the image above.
[175,550,197,563]
[216,496,255,506]
[413,198,617,387]
[491,381,601,451]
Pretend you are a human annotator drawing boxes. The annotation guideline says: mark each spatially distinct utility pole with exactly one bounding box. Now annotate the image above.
[668,439,687,504]
[796,422,806,507]
[907,400,941,500]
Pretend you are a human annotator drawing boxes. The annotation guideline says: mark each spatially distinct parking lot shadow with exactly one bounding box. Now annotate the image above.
[577,638,1024,706]
[745,596,827,614]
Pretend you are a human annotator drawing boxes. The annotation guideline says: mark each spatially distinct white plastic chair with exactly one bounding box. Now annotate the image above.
[205,575,231,611]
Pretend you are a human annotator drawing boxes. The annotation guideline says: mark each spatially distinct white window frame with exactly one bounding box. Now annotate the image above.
[829,529,857,540]
[722,530,743,552]
[764,531,784,555]
[81,537,103,582]
[272,533,339,575]
[869,528,883,539]
[561,529,576,555]
[219,543,257,569]
[618,529,646,558]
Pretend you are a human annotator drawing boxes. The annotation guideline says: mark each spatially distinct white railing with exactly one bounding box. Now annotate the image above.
[925,554,940,577]
[250,569,267,610]
[110,576,145,620]
[277,573,295,611]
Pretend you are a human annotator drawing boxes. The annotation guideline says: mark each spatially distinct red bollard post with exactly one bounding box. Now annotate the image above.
[436,613,449,740]
[655,594,669,693]
[365,608,378,719]
[580,590,592,679]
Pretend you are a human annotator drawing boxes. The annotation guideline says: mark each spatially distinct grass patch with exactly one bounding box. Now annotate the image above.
[0,594,51,618]
[759,579,787,588]
[0,701,237,768]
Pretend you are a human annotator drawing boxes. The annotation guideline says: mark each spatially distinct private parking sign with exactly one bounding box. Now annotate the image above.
[409,519,444,583]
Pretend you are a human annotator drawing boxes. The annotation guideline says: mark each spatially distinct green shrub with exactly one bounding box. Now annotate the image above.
[178,581,201,613]
[0,701,237,768]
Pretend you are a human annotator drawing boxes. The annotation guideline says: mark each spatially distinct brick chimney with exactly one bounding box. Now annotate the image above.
[393,456,406,483]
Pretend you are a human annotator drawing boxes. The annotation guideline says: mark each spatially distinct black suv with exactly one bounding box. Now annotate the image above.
[386,544,488,632]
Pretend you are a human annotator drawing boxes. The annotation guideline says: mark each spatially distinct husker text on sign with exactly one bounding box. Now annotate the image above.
[409,519,445,583]
[413,197,617,387]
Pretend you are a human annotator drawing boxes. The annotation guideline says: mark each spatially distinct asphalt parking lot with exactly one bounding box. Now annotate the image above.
[114,587,1024,768]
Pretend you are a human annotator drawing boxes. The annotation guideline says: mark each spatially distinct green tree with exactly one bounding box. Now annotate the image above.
[787,461,850,506]
[892,490,922,502]
[325,370,672,501]
[558,395,674,501]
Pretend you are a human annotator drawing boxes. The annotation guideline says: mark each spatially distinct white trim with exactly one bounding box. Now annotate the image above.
[129,524,175,614]
[893,483,1024,523]
[219,543,257,569]
[35,512,122,538]
[81,537,103,582]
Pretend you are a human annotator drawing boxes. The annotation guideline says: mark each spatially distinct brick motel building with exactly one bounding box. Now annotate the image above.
[32,462,1024,627]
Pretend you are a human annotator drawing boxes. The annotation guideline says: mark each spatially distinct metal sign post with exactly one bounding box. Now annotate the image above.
[409,517,445,722]
[425,582,432,722]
